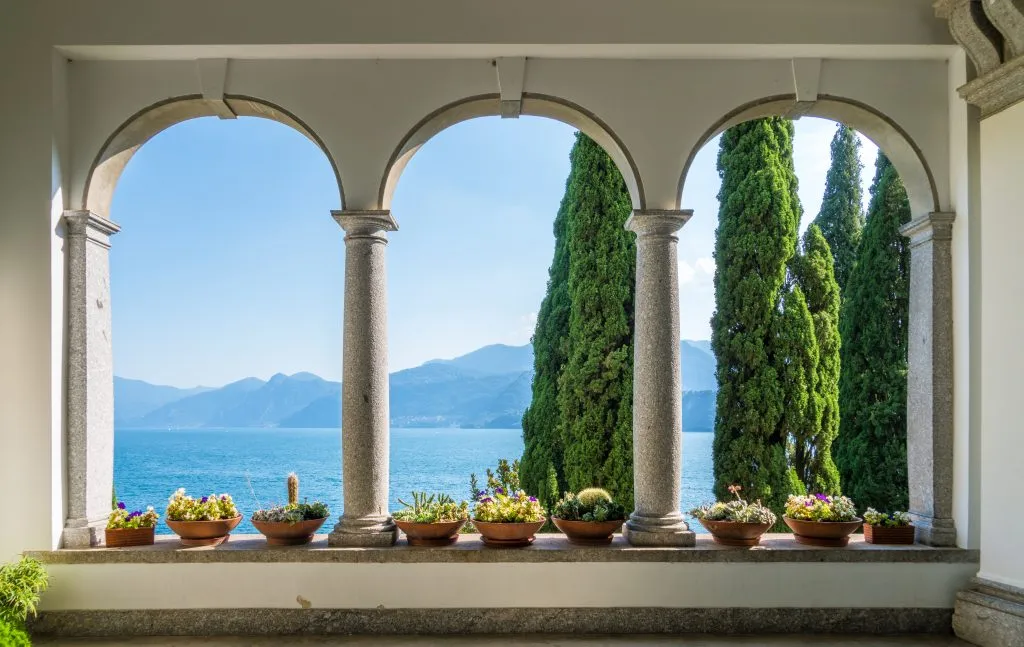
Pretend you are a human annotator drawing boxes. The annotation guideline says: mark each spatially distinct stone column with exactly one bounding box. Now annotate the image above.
[328,210,399,547]
[624,209,696,547]
[901,212,957,547]
[62,211,120,548]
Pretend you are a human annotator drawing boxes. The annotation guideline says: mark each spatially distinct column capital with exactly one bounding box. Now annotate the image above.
[625,209,693,238]
[63,210,121,245]
[901,211,956,247]
[331,209,398,240]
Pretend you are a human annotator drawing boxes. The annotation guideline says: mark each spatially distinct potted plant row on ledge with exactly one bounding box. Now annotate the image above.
[165,489,241,547]
[393,491,470,546]
[251,473,331,546]
[551,488,627,545]
[783,494,862,547]
[862,508,915,545]
[471,459,546,547]
[690,485,777,547]
[105,502,160,547]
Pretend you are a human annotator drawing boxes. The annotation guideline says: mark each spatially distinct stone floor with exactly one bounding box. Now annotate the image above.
[34,635,972,646]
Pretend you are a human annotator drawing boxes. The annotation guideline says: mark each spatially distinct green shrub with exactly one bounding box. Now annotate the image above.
[0,557,48,627]
[0,618,31,647]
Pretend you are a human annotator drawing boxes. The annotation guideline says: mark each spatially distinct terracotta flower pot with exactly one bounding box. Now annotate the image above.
[105,526,155,548]
[701,519,772,547]
[784,516,862,547]
[864,523,915,545]
[473,519,545,548]
[551,517,624,546]
[166,515,242,547]
[394,518,466,547]
[252,516,327,546]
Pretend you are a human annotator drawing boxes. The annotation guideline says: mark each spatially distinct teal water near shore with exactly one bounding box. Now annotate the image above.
[114,427,714,535]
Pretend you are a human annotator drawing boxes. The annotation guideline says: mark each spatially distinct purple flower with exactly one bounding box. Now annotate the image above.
[128,511,141,519]
[815,494,830,502]
[804,501,814,507]
[495,487,504,495]
[476,490,487,498]
[528,496,538,502]
[117,502,126,510]
[220,495,228,500]
[201,496,208,503]
[479,496,494,504]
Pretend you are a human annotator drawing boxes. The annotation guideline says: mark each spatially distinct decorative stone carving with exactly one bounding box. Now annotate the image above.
[901,212,958,547]
[623,210,696,548]
[954,577,1024,646]
[982,0,1024,58]
[936,0,1004,75]
[959,54,1024,116]
[62,211,120,548]
[328,210,399,548]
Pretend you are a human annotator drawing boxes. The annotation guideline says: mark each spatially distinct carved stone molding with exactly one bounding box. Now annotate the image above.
[982,0,1024,58]
[936,0,1005,74]
[960,53,1024,116]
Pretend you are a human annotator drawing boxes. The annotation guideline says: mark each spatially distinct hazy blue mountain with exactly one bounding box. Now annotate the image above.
[682,390,716,431]
[114,377,212,425]
[680,340,718,392]
[135,377,267,428]
[425,343,534,376]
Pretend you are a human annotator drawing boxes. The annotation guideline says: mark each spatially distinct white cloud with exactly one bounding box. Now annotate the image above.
[679,260,696,284]
[694,257,715,275]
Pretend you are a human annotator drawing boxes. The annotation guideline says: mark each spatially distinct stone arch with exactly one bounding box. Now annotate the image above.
[677,94,941,218]
[82,94,345,217]
[378,93,646,210]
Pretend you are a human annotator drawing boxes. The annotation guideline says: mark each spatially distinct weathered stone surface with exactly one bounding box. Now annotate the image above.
[953,577,1024,646]
[25,533,979,565]
[29,607,955,637]
[62,211,120,549]
[625,210,694,547]
[901,212,957,548]
[327,210,399,548]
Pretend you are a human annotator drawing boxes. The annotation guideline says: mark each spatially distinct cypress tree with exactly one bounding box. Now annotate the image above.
[711,118,801,515]
[776,282,817,498]
[834,152,911,512]
[790,224,842,494]
[813,124,864,294]
[558,133,636,508]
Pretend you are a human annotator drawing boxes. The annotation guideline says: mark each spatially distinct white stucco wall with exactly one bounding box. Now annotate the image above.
[977,100,1024,590]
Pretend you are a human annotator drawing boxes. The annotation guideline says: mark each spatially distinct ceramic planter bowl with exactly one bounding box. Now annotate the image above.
[473,519,545,548]
[701,519,773,547]
[551,517,624,545]
[394,518,466,547]
[864,523,915,545]
[166,515,242,547]
[252,516,327,546]
[104,526,155,548]
[784,516,862,547]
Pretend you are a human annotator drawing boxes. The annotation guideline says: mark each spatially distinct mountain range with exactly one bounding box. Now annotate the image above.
[116,340,718,431]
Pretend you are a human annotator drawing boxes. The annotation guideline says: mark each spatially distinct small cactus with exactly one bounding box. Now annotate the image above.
[576,487,613,507]
[287,473,299,506]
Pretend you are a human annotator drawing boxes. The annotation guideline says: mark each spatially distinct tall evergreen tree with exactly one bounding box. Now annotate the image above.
[711,118,801,515]
[834,152,911,512]
[558,133,636,508]
[775,282,817,498]
[790,224,842,494]
[813,124,864,294]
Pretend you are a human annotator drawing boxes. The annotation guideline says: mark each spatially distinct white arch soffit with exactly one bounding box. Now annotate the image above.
[83,95,345,217]
[678,95,940,218]
[378,94,645,211]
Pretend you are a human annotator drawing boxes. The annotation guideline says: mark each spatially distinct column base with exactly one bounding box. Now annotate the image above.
[624,515,695,547]
[63,516,107,548]
[953,577,1024,647]
[910,513,957,547]
[327,517,399,547]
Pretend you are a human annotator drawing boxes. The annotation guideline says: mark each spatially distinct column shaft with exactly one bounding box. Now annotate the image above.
[902,212,957,547]
[624,210,695,547]
[63,211,120,548]
[328,210,399,547]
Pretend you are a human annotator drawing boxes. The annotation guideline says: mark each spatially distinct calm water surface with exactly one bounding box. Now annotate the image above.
[115,428,714,534]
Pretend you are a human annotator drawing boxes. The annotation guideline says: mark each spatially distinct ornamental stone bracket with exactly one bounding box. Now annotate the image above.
[936,0,1024,116]
[62,210,120,548]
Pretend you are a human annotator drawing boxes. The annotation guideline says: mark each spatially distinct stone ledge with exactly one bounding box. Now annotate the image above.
[27,533,979,565]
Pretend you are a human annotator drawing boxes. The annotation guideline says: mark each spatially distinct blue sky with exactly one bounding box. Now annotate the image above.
[110,116,877,388]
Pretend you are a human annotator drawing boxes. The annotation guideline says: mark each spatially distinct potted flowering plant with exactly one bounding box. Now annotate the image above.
[165,488,241,547]
[251,473,330,546]
[393,491,469,546]
[105,502,159,547]
[783,493,862,547]
[471,459,546,548]
[863,508,915,545]
[690,484,777,547]
[551,488,626,545]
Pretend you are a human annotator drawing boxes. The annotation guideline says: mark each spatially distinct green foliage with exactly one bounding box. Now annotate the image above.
[788,224,842,495]
[536,462,561,511]
[835,152,911,512]
[0,557,48,627]
[813,124,864,294]
[711,117,802,520]
[557,133,636,509]
[863,508,912,527]
[784,493,858,522]
[471,459,546,523]
[393,492,469,523]
[0,618,31,647]
[552,491,626,522]
[690,485,777,525]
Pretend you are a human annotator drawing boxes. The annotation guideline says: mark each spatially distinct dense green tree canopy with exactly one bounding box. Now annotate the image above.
[813,124,864,295]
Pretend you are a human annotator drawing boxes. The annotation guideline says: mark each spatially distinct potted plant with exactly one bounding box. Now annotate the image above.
[471,459,546,548]
[165,488,241,547]
[551,488,626,545]
[690,484,777,546]
[393,491,469,546]
[783,493,862,547]
[105,502,159,547]
[251,473,330,546]
[863,508,915,545]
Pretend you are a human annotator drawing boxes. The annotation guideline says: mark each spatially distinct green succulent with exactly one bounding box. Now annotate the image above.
[393,491,469,524]
[552,490,626,522]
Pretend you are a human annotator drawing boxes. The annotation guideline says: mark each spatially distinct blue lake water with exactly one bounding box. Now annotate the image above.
[114,428,714,535]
